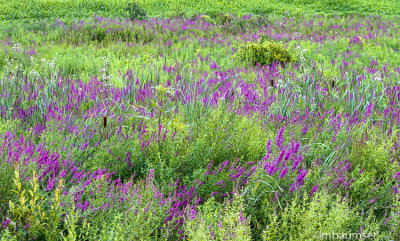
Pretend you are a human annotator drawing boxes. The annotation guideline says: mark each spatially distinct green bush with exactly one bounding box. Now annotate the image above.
[346,133,399,219]
[124,1,147,21]
[233,39,296,66]
[185,194,252,241]
[6,169,63,240]
[0,229,17,241]
[262,191,381,241]
[62,174,171,240]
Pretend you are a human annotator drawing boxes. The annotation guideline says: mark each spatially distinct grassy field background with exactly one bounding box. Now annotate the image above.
[0,0,399,22]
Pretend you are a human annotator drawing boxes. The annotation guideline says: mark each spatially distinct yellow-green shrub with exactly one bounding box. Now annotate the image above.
[6,168,63,240]
[233,40,296,66]
[262,191,382,241]
[185,194,252,241]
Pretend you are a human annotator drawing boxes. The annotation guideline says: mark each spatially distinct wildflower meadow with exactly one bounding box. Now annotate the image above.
[0,1,400,240]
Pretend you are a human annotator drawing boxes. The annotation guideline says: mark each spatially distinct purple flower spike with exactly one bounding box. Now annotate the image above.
[279,168,288,179]
[275,126,285,149]
[309,184,319,196]
[1,219,11,229]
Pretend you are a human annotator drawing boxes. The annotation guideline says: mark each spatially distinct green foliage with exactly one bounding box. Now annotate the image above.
[216,13,234,25]
[347,131,399,219]
[62,205,79,241]
[0,229,17,241]
[185,194,252,240]
[0,0,128,22]
[242,166,292,238]
[234,39,297,66]
[349,136,394,179]
[163,106,267,186]
[387,193,400,240]
[124,1,147,21]
[0,162,14,221]
[262,191,380,241]
[7,169,63,240]
[62,175,171,240]
[84,136,145,182]
[1,0,400,22]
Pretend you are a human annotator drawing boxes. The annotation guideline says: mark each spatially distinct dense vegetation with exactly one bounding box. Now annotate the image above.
[0,1,400,240]
[0,0,400,22]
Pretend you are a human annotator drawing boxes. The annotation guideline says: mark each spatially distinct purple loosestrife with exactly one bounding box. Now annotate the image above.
[309,184,319,196]
[260,130,311,197]
[349,36,363,46]
[279,167,288,179]
[276,126,285,150]
[327,160,353,190]
[1,219,11,229]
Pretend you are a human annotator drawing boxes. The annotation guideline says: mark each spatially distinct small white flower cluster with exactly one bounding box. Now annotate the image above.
[296,46,307,62]
[49,59,56,69]
[5,58,13,69]
[42,57,56,69]
[4,58,22,77]
[276,78,284,89]
[372,70,382,81]
[40,57,58,82]
[41,57,56,68]
[30,69,40,79]
[99,56,112,86]
[296,46,309,81]
[11,43,23,53]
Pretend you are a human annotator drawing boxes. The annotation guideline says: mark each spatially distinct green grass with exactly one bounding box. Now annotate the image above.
[0,0,399,23]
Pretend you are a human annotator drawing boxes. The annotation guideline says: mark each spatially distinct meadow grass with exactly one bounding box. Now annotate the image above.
[0,0,399,22]
[0,3,400,241]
